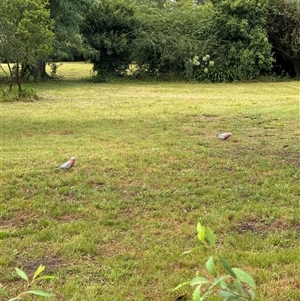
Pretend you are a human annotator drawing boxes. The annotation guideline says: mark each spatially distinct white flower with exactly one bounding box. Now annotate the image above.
[205,54,210,60]
[204,68,209,73]
[209,61,214,66]
[192,56,200,66]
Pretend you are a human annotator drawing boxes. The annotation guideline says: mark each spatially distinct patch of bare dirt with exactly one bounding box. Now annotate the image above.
[235,218,300,235]
[276,150,300,167]
[0,210,35,230]
[18,254,66,275]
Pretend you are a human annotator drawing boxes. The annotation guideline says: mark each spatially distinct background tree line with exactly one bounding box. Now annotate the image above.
[1,0,299,94]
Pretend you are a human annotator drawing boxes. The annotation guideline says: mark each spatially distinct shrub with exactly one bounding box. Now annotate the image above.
[207,0,274,81]
[81,0,139,81]
[267,0,300,77]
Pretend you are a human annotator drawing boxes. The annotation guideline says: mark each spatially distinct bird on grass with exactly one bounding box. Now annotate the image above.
[56,157,76,170]
[218,132,232,140]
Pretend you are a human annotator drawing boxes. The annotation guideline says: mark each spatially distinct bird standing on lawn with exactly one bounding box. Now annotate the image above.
[56,157,76,169]
[218,133,232,140]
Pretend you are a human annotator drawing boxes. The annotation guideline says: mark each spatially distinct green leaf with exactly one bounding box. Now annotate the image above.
[27,290,52,297]
[219,279,229,290]
[15,268,28,282]
[192,285,201,301]
[197,222,206,243]
[205,256,217,277]
[212,275,229,287]
[182,246,201,255]
[172,281,191,291]
[249,289,255,301]
[190,276,209,286]
[232,279,247,296]
[218,290,238,298]
[36,275,55,281]
[232,268,256,290]
[220,256,236,278]
[33,264,45,280]
[206,226,216,247]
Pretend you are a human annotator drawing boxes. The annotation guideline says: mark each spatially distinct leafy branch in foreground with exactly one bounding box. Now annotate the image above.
[173,223,256,301]
[0,265,54,301]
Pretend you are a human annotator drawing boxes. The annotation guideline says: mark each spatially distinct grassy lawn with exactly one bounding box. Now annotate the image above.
[1,62,299,301]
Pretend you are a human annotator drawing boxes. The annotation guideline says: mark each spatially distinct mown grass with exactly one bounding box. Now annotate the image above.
[1,62,299,301]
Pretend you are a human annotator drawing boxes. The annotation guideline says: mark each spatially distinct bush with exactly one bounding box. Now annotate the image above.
[81,0,139,81]
[207,0,274,81]
[132,2,214,80]
[267,0,300,77]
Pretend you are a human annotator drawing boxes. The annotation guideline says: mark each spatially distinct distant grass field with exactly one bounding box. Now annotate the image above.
[1,62,299,301]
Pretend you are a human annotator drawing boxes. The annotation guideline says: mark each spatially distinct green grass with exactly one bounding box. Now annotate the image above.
[1,62,300,301]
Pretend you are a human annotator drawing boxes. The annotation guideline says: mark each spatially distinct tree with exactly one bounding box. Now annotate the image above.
[207,0,274,81]
[267,0,300,76]
[132,1,213,79]
[0,0,53,97]
[22,0,92,79]
[81,0,139,81]
[49,0,92,61]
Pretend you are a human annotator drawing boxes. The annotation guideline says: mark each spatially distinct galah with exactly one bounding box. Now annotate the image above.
[56,157,76,169]
[218,132,232,140]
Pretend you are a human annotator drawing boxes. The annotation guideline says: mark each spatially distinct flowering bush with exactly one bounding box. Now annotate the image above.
[186,54,232,82]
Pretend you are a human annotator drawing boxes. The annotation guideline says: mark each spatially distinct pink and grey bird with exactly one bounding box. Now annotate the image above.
[56,157,76,169]
[218,132,232,140]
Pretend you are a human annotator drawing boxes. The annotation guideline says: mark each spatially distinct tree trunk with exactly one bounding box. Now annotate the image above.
[32,60,50,79]
[15,62,22,98]
[293,60,300,77]
[22,60,51,80]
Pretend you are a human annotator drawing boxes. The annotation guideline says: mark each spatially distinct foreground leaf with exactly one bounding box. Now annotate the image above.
[192,285,201,301]
[197,222,206,243]
[15,268,28,282]
[220,256,236,278]
[232,268,256,290]
[172,281,191,291]
[33,264,45,280]
[206,227,216,247]
[27,290,52,297]
[212,275,229,288]
[36,275,55,281]
[249,289,256,301]
[232,279,247,296]
[219,290,238,298]
[182,246,201,255]
[205,256,217,277]
[190,276,209,286]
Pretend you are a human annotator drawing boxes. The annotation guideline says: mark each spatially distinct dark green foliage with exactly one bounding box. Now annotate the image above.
[61,0,297,81]
[206,0,274,81]
[132,2,213,80]
[81,0,139,81]
[48,0,92,61]
[267,0,300,76]
[130,0,274,81]
[0,0,53,97]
